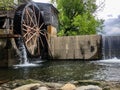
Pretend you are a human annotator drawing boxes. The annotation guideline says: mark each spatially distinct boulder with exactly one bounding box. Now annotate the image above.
[13,83,40,90]
[76,85,102,90]
[45,82,63,89]
[36,86,48,90]
[61,83,76,90]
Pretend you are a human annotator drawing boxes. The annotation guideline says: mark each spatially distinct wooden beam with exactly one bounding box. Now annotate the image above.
[0,34,21,38]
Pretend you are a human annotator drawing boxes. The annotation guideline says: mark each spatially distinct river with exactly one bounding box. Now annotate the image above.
[0,58,120,83]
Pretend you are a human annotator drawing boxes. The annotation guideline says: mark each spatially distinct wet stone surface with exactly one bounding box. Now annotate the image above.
[0,79,120,90]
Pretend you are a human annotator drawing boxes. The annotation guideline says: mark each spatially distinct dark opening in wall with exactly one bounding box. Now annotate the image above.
[0,16,6,29]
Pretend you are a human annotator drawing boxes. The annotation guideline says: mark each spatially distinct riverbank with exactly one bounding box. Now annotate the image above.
[0,79,120,90]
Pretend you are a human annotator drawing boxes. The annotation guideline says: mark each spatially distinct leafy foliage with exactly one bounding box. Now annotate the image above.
[51,0,103,36]
[0,0,32,10]
[0,0,14,10]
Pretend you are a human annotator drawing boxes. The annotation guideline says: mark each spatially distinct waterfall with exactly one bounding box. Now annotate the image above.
[14,38,38,67]
[17,38,29,64]
[102,35,120,59]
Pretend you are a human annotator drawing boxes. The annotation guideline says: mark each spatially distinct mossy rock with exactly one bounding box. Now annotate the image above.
[1,79,43,89]
[73,80,104,86]
[73,80,120,90]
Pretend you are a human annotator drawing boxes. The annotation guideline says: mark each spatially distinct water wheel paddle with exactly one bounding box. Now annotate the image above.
[13,3,48,57]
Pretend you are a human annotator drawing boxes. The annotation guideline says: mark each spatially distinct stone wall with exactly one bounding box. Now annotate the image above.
[0,38,19,67]
[49,35,102,60]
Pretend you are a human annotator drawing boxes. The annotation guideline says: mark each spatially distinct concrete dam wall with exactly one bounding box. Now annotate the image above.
[50,35,102,60]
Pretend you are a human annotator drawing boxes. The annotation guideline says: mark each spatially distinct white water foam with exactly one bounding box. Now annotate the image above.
[13,63,38,67]
[99,57,120,63]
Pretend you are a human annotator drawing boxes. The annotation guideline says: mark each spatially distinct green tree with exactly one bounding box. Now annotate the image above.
[0,0,14,10]
[0,0,32,10]
[51,0,103,36]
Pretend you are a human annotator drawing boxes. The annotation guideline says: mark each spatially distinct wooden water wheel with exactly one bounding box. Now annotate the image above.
[13,3,48,57]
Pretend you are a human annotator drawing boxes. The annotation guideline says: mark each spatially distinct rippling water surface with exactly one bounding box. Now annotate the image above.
[0,58,120,82]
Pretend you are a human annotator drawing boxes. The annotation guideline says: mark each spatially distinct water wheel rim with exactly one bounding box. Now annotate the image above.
[21,3,45,56]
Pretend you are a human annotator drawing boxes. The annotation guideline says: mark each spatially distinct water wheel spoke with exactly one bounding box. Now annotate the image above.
[25,32,36,44]
[24,32,32,41]
[23,32,29,38]
[35,37,39,54]
[23,24,35,31]
[24,13,34,27]
[25,32,35,43]
[24,9,30,26]
[37,11,40,26]
[31,36,37,55]
[34,36,39,55]
[25,7,36,26]
[22,25,34,38]
[39,35,44,47]
[39,23,44,30]
[44,32,50,48]
[23,31,34,39]
[26,10,29,25]
[39,32,45,36]
[29,44,32,53]
[22,17,27,26]
[32,5,38,26]
[26,34,37,54]
[22,28,28,32]
[27,40,33,54]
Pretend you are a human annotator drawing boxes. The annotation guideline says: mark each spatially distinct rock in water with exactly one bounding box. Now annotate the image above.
[36,86,48,90]
[76,85,102,90]
[61,83,76,90]
[13,83,40,90]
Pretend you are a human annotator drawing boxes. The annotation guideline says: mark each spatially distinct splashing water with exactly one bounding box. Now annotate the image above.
[99,57,120,63]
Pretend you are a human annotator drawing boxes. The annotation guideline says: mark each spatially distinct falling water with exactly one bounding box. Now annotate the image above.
[102,35,120,59]
[14,38,38,67]
[17,38,28,64]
